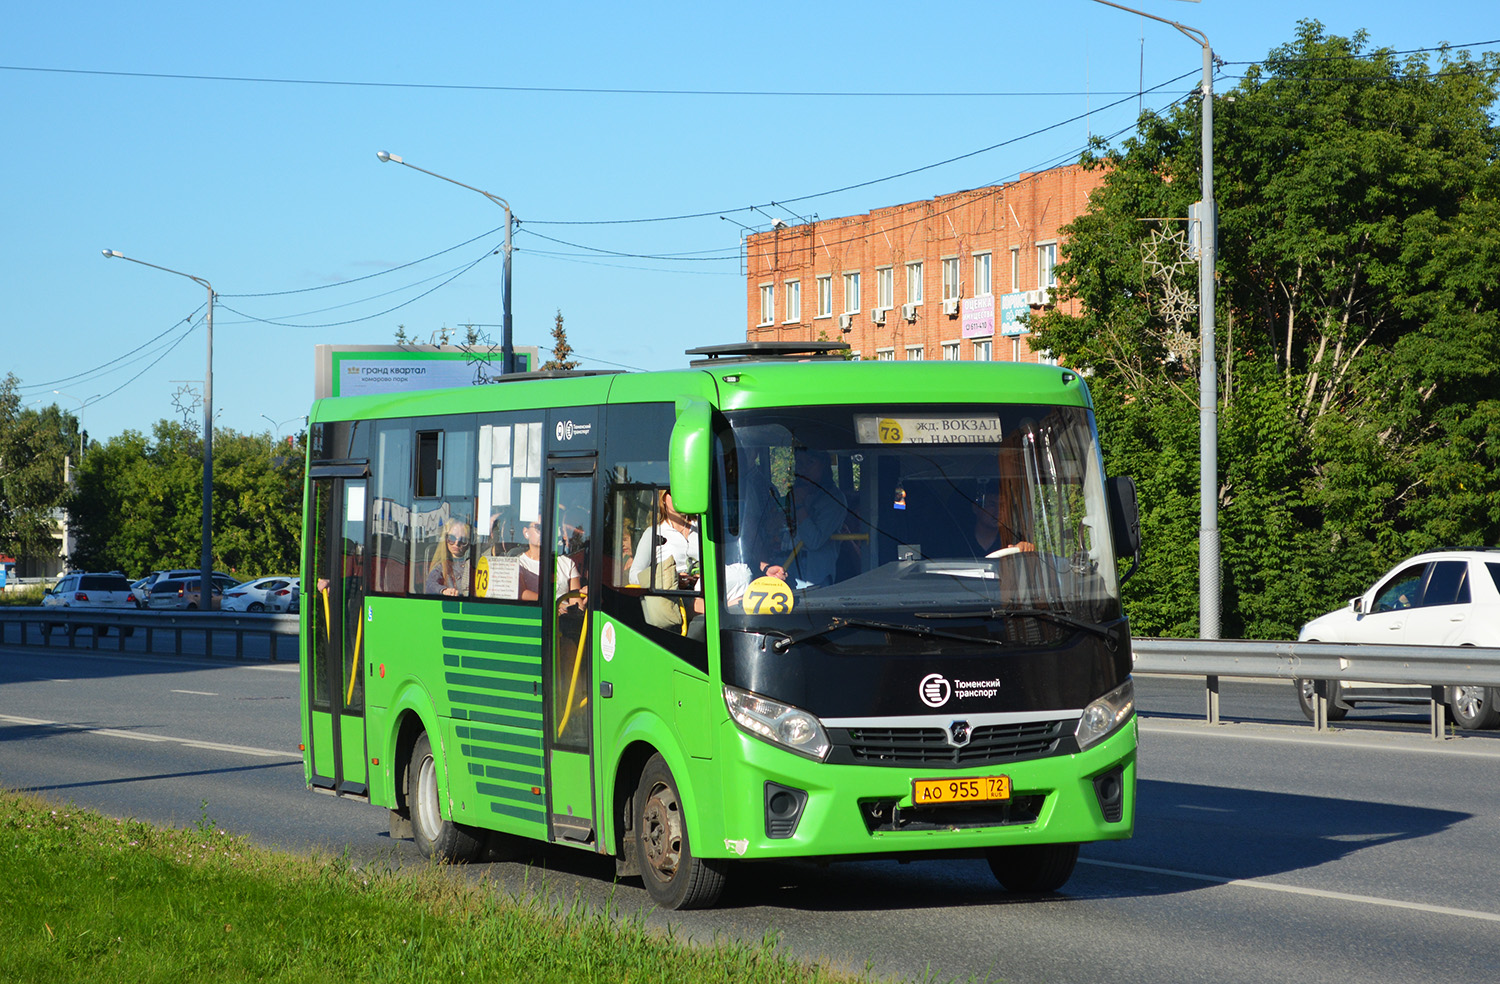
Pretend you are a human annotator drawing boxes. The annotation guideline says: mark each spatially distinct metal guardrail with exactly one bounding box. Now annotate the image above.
[1133,637,1500,738]
[0,607,298,662]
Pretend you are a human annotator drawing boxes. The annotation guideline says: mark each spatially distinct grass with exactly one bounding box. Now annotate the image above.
[0,790,891,984]
[0,585,46,606]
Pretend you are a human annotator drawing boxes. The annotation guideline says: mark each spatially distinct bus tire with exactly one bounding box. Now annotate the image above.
[408,731,484,863]
[634,753,726,909]
[986,842,1079,894]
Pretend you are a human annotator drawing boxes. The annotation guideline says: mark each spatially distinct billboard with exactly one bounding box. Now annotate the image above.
[314,344,540,400]
[960,294,995,339]
[999,292,1031,337]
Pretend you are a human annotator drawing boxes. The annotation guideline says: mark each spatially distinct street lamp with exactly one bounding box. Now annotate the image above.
[376,151,517,375]
[101,248,217,601]
[53,390,101,457]
[1089,0,1219,640]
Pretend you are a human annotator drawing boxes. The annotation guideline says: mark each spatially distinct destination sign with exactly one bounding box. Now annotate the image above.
[854,414,1003,445]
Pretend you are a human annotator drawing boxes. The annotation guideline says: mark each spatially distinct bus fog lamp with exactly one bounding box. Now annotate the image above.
[724,685,831,761]
[1075,679,1134,750]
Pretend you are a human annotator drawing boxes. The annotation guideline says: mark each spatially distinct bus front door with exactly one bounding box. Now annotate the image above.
[306,476,370,798]
[545,465,596,845]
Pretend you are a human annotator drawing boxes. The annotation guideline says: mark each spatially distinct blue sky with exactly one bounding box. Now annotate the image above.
[5,1,1496,443]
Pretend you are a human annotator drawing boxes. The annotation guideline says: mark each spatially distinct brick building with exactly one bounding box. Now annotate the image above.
[743,164,1106,363]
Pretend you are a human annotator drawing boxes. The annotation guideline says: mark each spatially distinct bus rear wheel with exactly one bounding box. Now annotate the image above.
[986,843,1080,894]
[408,732,484,863]
[634,753,726,909]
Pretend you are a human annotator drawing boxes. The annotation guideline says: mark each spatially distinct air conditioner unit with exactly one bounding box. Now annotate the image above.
[871,307,887,325]
[902,303,919,322]
[942,297,961,316]
[839,313,854,330]
[1027,288,1050,306]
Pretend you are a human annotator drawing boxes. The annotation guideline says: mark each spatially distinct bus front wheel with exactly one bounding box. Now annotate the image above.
[986,843,1079,894]
[408,731,484,863]
[634,753,726,909]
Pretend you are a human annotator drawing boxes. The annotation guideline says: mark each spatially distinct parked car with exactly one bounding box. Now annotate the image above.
[1295,548,1500,730]
[129,576,153,607]
[222,576,297,613]
[42,571,138,635]
[147,576,225,611]
[137,569,240,602]
[266,577,300,613]
[43,572,137,610]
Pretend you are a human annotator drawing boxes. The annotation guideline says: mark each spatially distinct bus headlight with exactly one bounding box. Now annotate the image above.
[724,685,831,761]
[1075,679,1134,750]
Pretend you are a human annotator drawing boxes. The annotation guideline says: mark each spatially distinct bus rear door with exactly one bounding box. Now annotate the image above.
[545,460,597,845]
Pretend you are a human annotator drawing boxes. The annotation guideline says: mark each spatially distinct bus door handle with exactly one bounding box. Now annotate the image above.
[600,682,614,699]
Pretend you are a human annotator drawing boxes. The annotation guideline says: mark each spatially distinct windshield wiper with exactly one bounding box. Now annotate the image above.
[768,616,1008,653]
[916,607,1119,651]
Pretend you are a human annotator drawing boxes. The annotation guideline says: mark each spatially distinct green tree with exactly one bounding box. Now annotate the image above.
[68,422,305,578]
[541,309,579,371]
[1031,22,1500,638]
[0,374,80,561]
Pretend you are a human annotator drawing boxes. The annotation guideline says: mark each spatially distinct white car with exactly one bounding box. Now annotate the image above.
[1295,549,1500,730]
[43,572,137,610]
[221,576,297,613]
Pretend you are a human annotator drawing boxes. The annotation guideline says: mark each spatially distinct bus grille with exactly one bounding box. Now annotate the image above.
[834,720,1069,767]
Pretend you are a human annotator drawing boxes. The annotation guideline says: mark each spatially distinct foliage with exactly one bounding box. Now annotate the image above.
[1030,22,1500,638]
[541,309,579,371]
[0,374,81,560]
[66,421,306,579]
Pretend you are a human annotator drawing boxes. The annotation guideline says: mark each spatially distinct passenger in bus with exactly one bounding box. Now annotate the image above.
[782,448,847,586]
[518,515,583,610]
[424,519,473,596]
[628,490,700,590]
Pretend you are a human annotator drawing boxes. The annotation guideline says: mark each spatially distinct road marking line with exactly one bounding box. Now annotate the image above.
[1139,719,1500,758]
[1081,858,1500,923]
[171,689,218,696]
[0,713,300,760]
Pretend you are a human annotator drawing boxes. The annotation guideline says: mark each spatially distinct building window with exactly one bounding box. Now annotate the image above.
[1038,242,1057,289]
[905,345,924,361]
[973,338,991,362]
[1010,247,1021,291]
[941,257,961,300]
[905,261,924,304]
[974,252,992,296]
[875,267,893,311]
[843,272,861,314]
[816,275,833,318]
[942,341,960,361]
[875,347,896,361]
[758,284,775,326]
[784,279,801,323]
[1037,349,1059,366]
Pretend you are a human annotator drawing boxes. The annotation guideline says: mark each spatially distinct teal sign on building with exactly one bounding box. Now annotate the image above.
[1000,292,1030,336]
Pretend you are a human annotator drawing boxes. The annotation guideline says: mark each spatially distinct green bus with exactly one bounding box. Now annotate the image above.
[299,341,1141,909]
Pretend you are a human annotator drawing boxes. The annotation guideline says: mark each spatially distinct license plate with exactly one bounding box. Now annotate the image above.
[911,775,1012,805]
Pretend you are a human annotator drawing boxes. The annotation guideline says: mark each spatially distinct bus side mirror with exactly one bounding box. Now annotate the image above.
[1107,476,1141,582]
[669,401,712,515]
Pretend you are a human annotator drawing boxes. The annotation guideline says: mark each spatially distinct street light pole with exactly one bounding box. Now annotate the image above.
[1089,0,1219,639]
[376,151,516,375]
[101,249,217,600]
[53,390,101,457]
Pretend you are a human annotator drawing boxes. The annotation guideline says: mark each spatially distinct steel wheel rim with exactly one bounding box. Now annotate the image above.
[415,754,442,843]
[641,780,683,882]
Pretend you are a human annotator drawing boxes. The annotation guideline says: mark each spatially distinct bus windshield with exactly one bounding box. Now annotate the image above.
[711,403,1122,633]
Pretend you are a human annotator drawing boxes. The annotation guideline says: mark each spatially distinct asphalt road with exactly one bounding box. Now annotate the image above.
[2,647,1498,983]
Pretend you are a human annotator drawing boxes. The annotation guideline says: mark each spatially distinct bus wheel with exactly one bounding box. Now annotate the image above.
[408,732,484,863]
[634,753,726,909]
[986,843,1079,894]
